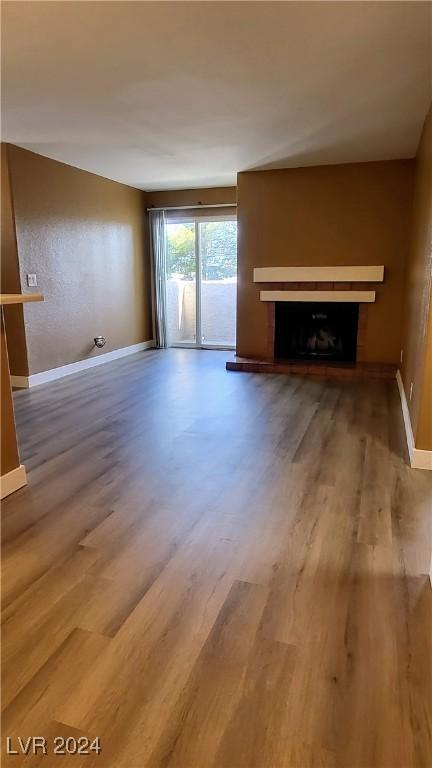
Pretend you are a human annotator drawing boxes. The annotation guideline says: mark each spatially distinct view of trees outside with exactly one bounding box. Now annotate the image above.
[166,221,237,280]
[166,223,195,279]
[200,221,237,280]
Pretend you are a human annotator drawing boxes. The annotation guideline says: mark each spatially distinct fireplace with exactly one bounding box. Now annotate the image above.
[274,302,359,363]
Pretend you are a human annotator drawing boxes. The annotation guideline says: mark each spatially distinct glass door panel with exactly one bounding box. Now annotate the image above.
[166,222,197,345]
[165,217,237,349]
[198,220,237,347]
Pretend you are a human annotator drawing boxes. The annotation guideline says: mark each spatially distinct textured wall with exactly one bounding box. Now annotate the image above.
[7,145,152,374]
[236,161,414,363]
[401,106,432,450]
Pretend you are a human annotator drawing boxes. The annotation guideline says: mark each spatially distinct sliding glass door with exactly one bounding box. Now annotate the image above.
[199,220,237,346]
[165,216,237,349]
[166,222,197,345]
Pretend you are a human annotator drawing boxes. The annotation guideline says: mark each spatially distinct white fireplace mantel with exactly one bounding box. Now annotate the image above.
[260,290,376,303]
[253,266,384,283]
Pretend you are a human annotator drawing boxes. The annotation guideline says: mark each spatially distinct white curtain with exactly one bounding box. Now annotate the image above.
[149,210,168,348]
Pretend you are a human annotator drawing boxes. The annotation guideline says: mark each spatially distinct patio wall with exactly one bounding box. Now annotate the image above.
[166,279,236,346]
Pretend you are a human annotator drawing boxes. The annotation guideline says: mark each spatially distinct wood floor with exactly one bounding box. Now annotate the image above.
[2,349,431,768]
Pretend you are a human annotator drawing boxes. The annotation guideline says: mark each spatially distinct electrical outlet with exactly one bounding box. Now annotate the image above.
[400,349,403,364]
[409,382,414,401]
[27,273,37,287]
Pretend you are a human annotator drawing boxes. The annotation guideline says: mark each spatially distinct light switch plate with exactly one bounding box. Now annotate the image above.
[27,274,37,287]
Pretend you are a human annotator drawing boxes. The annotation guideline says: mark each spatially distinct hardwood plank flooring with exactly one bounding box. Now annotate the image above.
[2,349,431,767]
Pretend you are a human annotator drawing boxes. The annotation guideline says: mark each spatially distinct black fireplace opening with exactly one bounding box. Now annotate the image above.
[274,302,359,363]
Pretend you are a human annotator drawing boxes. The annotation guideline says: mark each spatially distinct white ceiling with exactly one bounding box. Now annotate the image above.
[2,1,431,191]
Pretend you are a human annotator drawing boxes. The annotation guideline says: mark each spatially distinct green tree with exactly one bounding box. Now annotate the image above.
[166,221,237,280]
[200,222,237,280]
[166,223,196,279]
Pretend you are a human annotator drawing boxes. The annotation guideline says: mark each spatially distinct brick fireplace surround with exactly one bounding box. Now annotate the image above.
[227,280,397,379]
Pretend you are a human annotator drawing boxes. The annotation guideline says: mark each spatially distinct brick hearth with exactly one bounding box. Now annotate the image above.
[227,281,396,379]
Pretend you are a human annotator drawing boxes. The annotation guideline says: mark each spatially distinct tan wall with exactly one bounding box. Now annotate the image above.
[6,145,152,374]
[400,107,432,451]
[236,161,414,363]
[417,305,432,450]
[1,145,29,376]
[146,186,236,209]
[146,186,236,220]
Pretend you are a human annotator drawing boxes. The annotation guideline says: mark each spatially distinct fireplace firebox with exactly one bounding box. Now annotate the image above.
[274,302,359,363]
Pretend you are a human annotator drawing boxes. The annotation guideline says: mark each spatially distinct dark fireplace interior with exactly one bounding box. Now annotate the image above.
[274,302,359,363]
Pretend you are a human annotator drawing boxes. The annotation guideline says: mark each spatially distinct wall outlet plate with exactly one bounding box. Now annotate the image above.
[27,274,37,287]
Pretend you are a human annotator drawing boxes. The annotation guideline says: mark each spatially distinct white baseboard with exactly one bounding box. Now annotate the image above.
[1,464,27,499]
[396,370,432,471]
[11,340,155,389]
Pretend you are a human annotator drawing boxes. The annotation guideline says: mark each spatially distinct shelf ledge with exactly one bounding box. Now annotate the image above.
[260,290,376,303]
[0,293,44,305]
[254,266,384,283]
